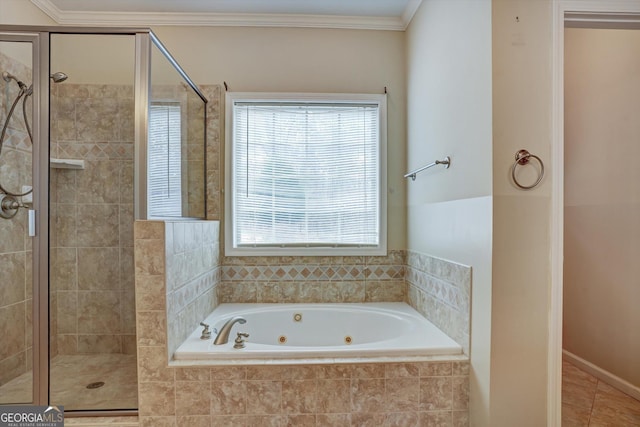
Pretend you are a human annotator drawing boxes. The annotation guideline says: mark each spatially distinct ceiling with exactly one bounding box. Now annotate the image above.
[31,0,422,31]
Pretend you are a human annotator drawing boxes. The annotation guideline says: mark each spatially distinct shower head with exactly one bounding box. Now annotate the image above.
[50,72,67,83]
[2,71,27,90]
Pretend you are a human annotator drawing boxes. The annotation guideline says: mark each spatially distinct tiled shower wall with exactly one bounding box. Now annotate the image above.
[185,89,205,218]
[0,52,33,386]
[49,83,136,356]
[202,85,221,221]
[134,221,470,427]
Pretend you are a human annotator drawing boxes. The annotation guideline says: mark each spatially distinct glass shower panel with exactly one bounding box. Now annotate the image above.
[149,42,205,219]
[0,40,33,405]
[49,33,138,411]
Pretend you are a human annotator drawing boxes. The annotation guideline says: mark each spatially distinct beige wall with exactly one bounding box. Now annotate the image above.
[51,34,136,85]
[1,1,408,249]
[491,0,552,424]
[408,0,556,424]
[564,28,640,388]
[0,0,55,25]
[405,1,493,425]
[152,25,407,249]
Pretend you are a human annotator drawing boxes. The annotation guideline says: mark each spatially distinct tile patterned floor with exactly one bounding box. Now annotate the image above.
[0,354,137,411]
[563,360,640,426]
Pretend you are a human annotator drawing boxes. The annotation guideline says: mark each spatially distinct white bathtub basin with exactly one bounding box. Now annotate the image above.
[173,303,463,360]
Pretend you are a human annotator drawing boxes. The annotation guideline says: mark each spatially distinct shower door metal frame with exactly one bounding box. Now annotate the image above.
[0,24,208,416]
[0,29,49,407]
[135,30,209,220]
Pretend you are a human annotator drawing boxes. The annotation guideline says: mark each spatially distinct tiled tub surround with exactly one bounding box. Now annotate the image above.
[135,223,469,425]
[163,220,221,357]
[0,51,33,387]
[405,251,471,355]
[50,83,136,356]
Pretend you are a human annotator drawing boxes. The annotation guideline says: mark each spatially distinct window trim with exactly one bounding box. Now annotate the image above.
[224,92,387,256]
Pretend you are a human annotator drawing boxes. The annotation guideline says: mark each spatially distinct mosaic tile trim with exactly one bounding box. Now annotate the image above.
[222,264,367,282]
[218,279,406,304]
[222,250,405,281]
[57,142,134,160]
[219,251,406,304]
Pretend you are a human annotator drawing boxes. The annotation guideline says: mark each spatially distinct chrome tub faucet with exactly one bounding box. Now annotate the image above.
[213,316,247,345]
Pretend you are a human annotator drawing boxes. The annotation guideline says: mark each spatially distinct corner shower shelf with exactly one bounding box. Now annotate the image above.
[50,158,85,170]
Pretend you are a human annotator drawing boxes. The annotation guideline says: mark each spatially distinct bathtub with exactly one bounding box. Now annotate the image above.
[173,302,462,361]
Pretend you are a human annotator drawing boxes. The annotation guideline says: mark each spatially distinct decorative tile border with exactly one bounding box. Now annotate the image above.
[222,264,367,282]
[57,142,133,160]
[218,250,406,304]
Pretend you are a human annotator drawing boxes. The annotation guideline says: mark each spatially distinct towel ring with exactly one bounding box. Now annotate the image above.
[511,149,544,190]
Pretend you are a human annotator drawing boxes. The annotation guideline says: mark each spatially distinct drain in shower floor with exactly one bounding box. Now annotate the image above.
[86,381,105,389]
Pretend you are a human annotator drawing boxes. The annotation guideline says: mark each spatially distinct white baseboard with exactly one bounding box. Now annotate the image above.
[563,349,640,401]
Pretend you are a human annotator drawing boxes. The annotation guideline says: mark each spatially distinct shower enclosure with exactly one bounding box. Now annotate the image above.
[0,26,206,414]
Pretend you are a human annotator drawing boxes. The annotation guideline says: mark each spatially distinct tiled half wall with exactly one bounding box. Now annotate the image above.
[405,251,471,355]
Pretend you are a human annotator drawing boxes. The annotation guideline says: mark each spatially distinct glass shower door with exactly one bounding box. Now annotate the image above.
[0,39,34,405]
[48,33,138,411]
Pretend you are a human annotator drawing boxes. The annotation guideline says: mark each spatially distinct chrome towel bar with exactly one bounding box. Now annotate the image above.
[404,156,451,181]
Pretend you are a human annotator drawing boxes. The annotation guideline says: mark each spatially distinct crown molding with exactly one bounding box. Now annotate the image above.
[31,0,419,31]
[401,0,423,28]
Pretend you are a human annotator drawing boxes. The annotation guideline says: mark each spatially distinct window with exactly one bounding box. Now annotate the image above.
[225,93,387,256]
[148,103,182,217]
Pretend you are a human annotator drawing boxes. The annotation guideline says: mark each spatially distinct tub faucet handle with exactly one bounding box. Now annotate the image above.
[234,332,249,349]
[199,322,212,340]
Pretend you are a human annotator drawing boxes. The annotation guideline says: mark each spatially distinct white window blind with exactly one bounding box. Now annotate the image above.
[229,96,384,252]
[148,103,182,217]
